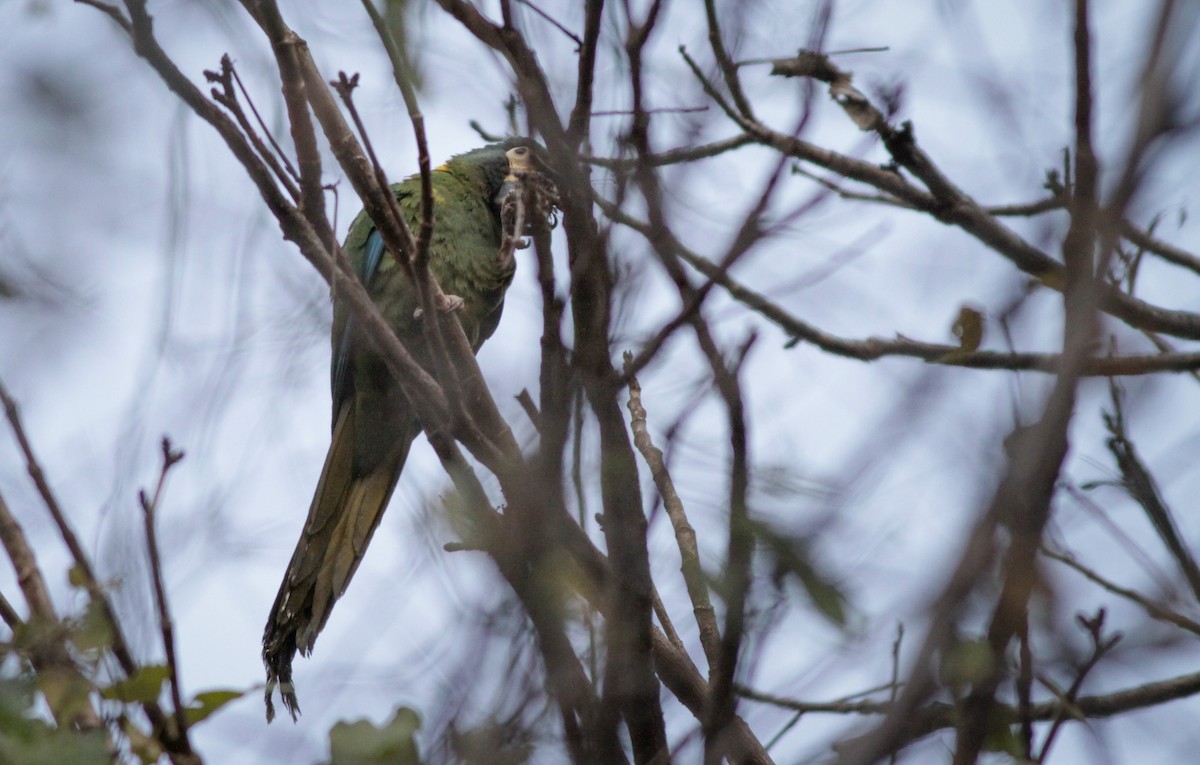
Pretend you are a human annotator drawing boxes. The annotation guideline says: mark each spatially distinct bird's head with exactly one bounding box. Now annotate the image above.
[448,137,555,209]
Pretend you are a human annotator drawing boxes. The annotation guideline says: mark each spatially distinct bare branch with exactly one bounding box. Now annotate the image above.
[599,197,1200,377]
[566,0,603,143]
[585,134,756,169]
[0,588,20,631]
[515,0,583,47]
[1042,547,1200,636]
[624,352,721,671]
[0,490,103,731]
[1120,218,1200,276]
[1104,382,1200,601]
[75,0,131,32]
[1035,609,1123,762]
[702,0,754,118]
[140,438,190,746]
[681,47,1200,342]
[203,55,301,201]
[748,667,1200,733]
[1,373,186,756]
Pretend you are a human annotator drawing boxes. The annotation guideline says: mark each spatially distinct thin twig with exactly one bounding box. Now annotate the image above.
[585,134,755,170]
[598,198,1200,377]
[1035,609,1122,762]
[624,352,721,671]
[204,56,302,202]
[329,72,416,274]
[515,0,583,46]
[680,47,1200,343]
[888,624,904,705]
[140,437,189,746]
[703,0,754,118]
[1042,546,1200,636]
[0,588,20,631]
[745,666,1200,732]
[1104,381,1200,601]
[515,389,542,432]
[74,0,131,31]
[988,196,1066,217]
[1120,218,1200,276]
[651,587,686,656]
[248,1,334,253]
[739,685,891,715]
[592,106,708,117]
[887,623,904,765]
[0,388,121,734]
[795,165,1067,219]
[566,0,603,142]
[229,58,302,186]
[1138,330,1200,384]
[1017,624,1035,760]
[623,8,762,760]
[0,379,148,677]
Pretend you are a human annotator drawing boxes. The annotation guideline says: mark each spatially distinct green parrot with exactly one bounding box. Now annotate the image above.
[263,138,537,721]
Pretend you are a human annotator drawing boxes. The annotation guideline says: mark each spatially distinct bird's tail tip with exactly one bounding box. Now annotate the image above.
[263,633,302,723]
[263,676,301,723]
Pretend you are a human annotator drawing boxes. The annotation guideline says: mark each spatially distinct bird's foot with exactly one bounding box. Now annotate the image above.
[413,294,464,321]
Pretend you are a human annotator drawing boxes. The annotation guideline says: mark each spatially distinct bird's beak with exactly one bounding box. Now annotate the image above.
[495,145,533,205]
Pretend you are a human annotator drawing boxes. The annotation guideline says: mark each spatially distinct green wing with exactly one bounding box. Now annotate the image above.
[262,141,525,721]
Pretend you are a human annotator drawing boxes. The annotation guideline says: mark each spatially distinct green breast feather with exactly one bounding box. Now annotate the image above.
[340,143,521,351]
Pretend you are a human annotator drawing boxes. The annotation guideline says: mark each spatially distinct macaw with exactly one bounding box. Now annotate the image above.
[263,138,537,721]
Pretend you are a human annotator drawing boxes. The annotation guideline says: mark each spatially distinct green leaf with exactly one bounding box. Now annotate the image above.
[0,678,109,765]
[100,665,169,704]
[70,599,112,653]
[939,637,995,692]
[12,617,64,657]
[184,689,246,726]
[951,305,984,352]
[0,677,36,730]
[327,707,422,765]
[452,722,534,765]
[750,518,849,627]
[0,726,110,765]
[67,565,89,589]
[120,714,163,765]
[35,667,95,725]
[980,706,1022,756]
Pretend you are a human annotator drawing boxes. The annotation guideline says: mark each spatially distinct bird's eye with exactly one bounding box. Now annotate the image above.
[512,146,529,156]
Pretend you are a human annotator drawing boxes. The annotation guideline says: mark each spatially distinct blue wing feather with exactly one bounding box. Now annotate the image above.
[359,228,388,284]
[330,229,388,420]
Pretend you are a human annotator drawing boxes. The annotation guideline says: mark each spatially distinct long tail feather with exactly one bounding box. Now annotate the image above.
[262,402,410,721]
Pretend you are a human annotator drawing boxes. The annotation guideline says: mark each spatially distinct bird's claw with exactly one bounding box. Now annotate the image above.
[414,294,464,321]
